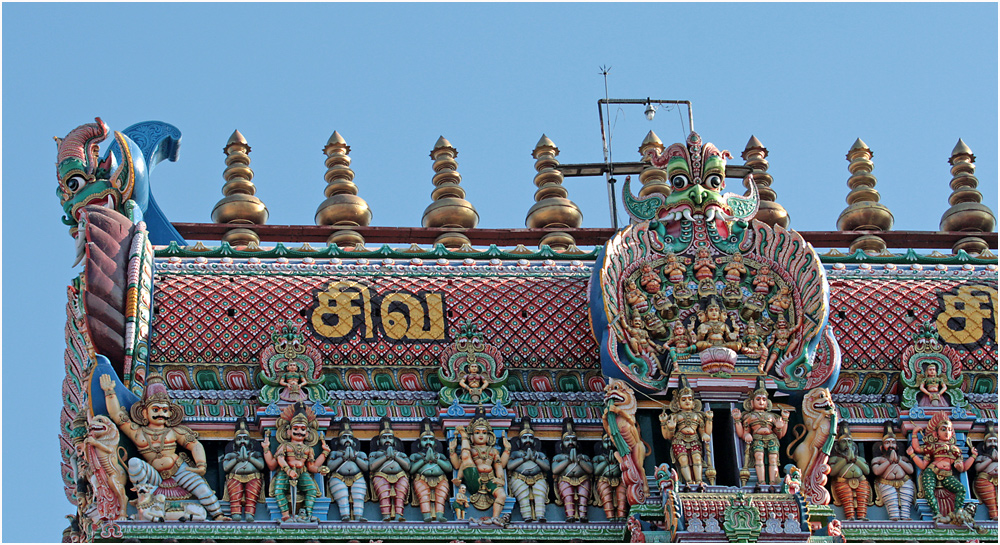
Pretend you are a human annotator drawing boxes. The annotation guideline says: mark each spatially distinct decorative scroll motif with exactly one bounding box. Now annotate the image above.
[257,321,328,404]
[592,132,830,392]
[785,387,837,505]
[437,319,509,406]
[900,322,966,410]
[601,379,647,505]
[722,491,762,543]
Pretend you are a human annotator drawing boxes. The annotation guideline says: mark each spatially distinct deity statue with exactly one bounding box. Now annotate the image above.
[761,316,801,375]
[642,311,668,339]
[782,464,802,495]
[552,418,594,523]
[222,418,265,522]
[639,262,662,294]
[99,372,228,520]
[278,361,307,402]
[917,362,949,407]
[659,376,714,487]
[662,252,687,284]
[723,253,747,283]
[453,484,469,521]
[740,319,768,362]
[652,290,679,322]
[368,417,411,522]
[752,265,776,295]
[458,361,490,405]
[625,280,650,315]
[663,320,696,361]
[262,402,331,522]
[326,418,369,522]
[409,418,453,523]
[450,410,511,525]
[623,316,665,360]
[907,412,978,524]
[767,286,793,319]
[695,298,742,352]
[828,422,872,521]
[593,434,628,522]
[507,418,551,523]
[693,247,717,281]
[731,377,790,488]
[973,423,998,520]
[871,422,916,521]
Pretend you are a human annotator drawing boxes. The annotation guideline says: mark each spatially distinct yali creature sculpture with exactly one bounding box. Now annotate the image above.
[601,379,649,505]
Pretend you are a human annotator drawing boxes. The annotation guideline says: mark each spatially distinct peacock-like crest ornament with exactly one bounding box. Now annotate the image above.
[437,319,509,407]
[258,320,329,404]
[900,321,966,410]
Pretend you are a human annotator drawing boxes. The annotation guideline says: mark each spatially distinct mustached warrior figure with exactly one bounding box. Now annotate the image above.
[326,418,369,522]
[222,418,265,522]
[507,418,551,523]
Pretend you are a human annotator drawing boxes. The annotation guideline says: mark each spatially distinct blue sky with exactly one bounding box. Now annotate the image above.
[2,2,997,541]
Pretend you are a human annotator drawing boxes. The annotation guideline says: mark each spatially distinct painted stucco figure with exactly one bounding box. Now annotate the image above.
[553,417,594,523]
[973,423,999,520]
[507,418,551,523]
[368,416,411,522]
[409,418,453,523]
[602,379,649,505]
[659,375,714,487]
[450,410,510,524]
[829,422,872,520]
[263,402,330,522]
[593,434,628,522]
[77,414,128,521]
[326,418,369,522]
[786,387,837,505]
[99,372,228,520]
[872,422,915,521]
[222,418,265,522]
[732,377,790,488]
[908,412,978,524]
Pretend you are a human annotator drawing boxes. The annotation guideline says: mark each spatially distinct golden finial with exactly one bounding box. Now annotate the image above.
[211,129,268,247]
[637,131,670,199]
[742,135,789,228]
[940,139,996,254]
[314,131,372,250]
[421,136,479,249]
[525,134,582,251]
[836,138,893,253]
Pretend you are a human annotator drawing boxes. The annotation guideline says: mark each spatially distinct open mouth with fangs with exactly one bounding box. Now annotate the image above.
[72,193,116,223]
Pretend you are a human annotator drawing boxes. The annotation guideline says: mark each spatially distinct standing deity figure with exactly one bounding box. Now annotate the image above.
[453,484,470,521]
[409,418,453,523]
[552,418,594,523]
[762,316,802,375]
[368,417,411,522]
[222,418,265,522]
[450,410,511,525]
[973,423,998,520]
[659,376,714,487]
[593,434,628,522]
[829,422,872,521]
[907,412,978,524]
[871,422,916,521]
[99,373,228,520]
[326,418,369,522]
[263,402,330,522]
[507,418,551,523]
[732,377,790,488]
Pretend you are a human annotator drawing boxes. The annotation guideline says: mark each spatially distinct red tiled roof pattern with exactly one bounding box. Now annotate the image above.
[828,277,996,371]
[149,273,598,369]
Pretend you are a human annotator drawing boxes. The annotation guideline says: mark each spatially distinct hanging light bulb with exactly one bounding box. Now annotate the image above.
[644,101,657,121]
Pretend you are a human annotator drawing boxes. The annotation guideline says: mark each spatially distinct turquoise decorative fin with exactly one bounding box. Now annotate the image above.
[723,173,760,220]
[622,175,665,222]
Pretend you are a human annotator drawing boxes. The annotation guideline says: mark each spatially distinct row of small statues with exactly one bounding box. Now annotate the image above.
[242,412,629,524]
[825,415,997,524]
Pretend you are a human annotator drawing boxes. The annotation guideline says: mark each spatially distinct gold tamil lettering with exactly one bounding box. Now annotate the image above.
[380,293,446,341]
[311,281,374,340]
[936,285,997,345]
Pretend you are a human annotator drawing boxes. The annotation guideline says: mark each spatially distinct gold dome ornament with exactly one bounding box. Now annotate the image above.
[211,130,269,247]
[524,134,582,251]
[939,139,996,255]
[637,131,670,200]
[741,135,789,228]
[314,131,372,250]
[421,136,479,249]
[836,138,893,253]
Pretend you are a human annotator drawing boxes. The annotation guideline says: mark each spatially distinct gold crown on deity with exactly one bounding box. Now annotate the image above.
[419,418,436,439]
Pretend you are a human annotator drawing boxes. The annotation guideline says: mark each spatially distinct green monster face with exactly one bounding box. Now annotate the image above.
[55,118,135,237]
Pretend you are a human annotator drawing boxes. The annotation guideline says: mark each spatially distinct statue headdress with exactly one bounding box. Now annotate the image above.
[419,417,436,439]
[561,417,577,441]
[276,402,320,446]
[925,411,954,445]
[467,407,496,447]
[130,372,183,426]
[881,421,899,442]
[518,417,536,438]
[378,415,394,436]
[743,376,772,411]
[338,417,354,437]
[669,375,703,412]
[226,417,262,455]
